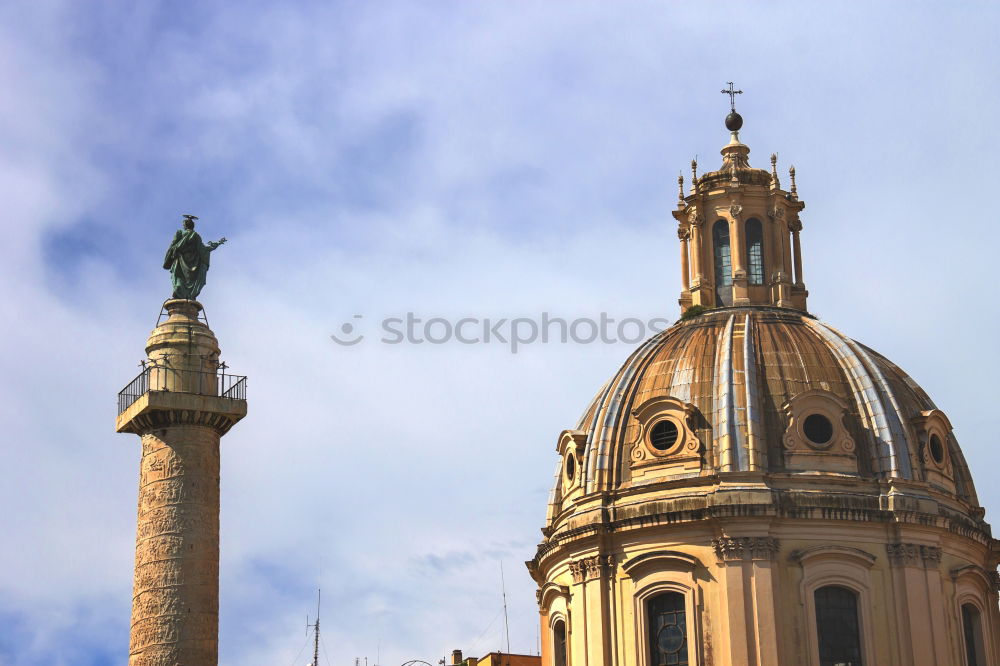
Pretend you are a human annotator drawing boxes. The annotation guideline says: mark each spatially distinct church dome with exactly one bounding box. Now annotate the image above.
[530,102,999,666]
[547,305,979,524]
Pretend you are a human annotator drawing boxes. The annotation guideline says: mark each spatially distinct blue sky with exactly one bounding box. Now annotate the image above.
[2,2,1000,664]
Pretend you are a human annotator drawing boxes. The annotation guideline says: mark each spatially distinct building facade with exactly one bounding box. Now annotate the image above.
[527,108,1000,666]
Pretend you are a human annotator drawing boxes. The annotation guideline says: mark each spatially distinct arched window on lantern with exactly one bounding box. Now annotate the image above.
[745,217,764,285]
[961,603,987,666]
[712,219,732,306]
[647,591,688,665]
[814,585,864,666]
[552,618,568,666]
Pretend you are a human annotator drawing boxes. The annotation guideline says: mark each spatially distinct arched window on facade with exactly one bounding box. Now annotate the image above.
[647,592,688,665]
[962,603,987,666]
[712,219,732,306]
[552,619,567,666]
[745,217,764,285]
[814,585,863,666]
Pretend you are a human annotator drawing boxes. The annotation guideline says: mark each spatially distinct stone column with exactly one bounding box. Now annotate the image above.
[766,205,787,305]
[117,299,247,666]
[790,220,804,287]
[728,204,749,306]
[679,230,691,292]
[688,212,705,285]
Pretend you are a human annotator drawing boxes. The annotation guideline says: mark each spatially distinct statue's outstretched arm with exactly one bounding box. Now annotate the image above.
[207,237,227,251]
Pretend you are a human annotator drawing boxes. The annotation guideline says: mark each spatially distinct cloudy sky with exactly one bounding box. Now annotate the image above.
[2,2,999,665]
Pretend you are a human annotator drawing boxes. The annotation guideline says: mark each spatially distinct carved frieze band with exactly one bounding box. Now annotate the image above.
[713,536,780,562]
[886,543,942,568]
[130,409,238,435]
[569,554,615,583]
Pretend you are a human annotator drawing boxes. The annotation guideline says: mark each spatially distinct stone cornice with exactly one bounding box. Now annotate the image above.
[117,391,247,436]
[536,488,993,564]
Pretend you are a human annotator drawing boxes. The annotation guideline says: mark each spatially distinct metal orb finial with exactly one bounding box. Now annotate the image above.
[721,82,744,132]
[725,111,743,132]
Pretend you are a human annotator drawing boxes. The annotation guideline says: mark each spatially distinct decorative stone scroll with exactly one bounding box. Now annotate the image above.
[712,536,780,562]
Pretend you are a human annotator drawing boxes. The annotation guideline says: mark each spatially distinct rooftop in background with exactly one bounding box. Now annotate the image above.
[450,650,541,666]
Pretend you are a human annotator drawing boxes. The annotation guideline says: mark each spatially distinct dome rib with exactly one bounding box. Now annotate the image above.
[583,332,671,493]
[807,320,913,478]
[712,314,738,471]
[744,313,764,471]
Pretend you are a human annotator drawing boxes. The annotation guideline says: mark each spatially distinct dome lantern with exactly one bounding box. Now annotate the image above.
[674,87,808,314]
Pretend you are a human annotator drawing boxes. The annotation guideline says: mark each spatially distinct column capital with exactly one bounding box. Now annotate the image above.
[713,536,780,562]
[886,542,942,568]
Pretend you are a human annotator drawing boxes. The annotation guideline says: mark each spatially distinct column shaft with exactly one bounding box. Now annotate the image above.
[680,236,691,291]
[792,229,804,285]
[130,425,220,666]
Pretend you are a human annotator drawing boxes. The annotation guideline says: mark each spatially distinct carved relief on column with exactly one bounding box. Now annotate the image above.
[712,536,780,562]
[886,543,942,568]
[131,428,221,666]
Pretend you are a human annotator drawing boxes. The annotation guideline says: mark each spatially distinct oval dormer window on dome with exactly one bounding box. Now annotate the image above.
[629,397,704,481]
[556,430,587,498]
[781,390,857,475]
[911,409,956,492]
[929,434,945,465]
[650,419,680,453]
[803,413,834,447]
